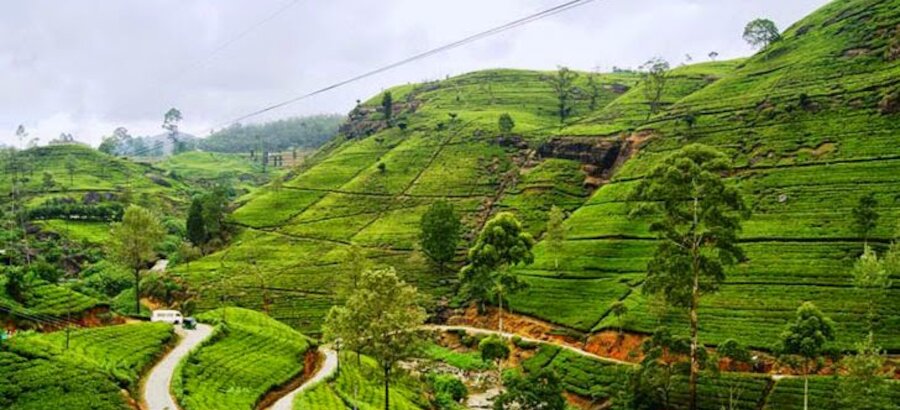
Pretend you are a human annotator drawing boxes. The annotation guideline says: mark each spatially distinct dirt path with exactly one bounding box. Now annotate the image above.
[425,325,633,366]
[268,348,338,410]
[143,324,214,410]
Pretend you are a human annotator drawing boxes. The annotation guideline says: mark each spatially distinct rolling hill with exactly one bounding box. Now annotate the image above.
[179,0,900,354]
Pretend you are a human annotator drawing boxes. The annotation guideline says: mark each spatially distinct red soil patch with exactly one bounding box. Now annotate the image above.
[584,330,646,363]
[448,305,584,348]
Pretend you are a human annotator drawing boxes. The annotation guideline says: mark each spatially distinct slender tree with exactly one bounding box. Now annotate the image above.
[640,57,670,119]
[743,18,781,49]
[459,212,534,332]
[381,91,393,123]
[324,267,426,410]
[419,200,462,273]
[544,205,566,272]
[836,333,894,410]
[610,301,628,336]
[587,68,602,110]
[108,205,166,315]
[498,113,515,135]
[64,155,76,187]
[629,143,749,410]
[163,108,184,154]
[778,302,835,410]
[852,192,879,243]
[186,198,207,247]
[543,66,579,124]
[851,245,893,333]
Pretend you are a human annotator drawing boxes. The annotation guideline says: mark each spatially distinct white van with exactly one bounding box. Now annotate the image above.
[151,310,184,324]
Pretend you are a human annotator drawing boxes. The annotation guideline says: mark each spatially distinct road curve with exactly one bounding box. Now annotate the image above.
[268,347,338,410]
[424,324,634,366]
[143,324,214,410]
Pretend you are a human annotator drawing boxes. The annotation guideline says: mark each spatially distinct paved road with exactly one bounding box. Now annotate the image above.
[425,325,634,366]
[143,324,214,410]
[269,348,338,410]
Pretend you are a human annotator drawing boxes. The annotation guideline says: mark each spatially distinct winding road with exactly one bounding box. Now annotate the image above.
[424,324,633,366]
[268,348,339,410]
[143,324,214,410]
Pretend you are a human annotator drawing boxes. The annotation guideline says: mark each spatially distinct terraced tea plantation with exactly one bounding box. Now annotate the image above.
[293,352,428,410]
[0,322,173,410]
[175,308,313,410]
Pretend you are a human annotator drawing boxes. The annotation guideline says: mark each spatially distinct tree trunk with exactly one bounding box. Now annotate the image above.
[354,352,361,410]
[383,366,390,410]
[134,267,141,315]
[803,363,809,410]
[688,193,700,410]
[688,271,699,410]
[498,292,503,334]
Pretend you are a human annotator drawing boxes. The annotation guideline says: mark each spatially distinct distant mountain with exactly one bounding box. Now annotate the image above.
[198,114,342,154]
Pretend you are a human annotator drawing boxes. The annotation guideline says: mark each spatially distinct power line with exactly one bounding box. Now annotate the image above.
[216,0,599,128]
[168,0,304,84]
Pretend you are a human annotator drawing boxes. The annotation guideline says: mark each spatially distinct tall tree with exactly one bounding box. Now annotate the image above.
[64,155,76,187]
[852,192,879,243]
[628,143,749,410]
[108,205,166,315]
[163,108,184,154]
[381,91,393,123]
[836,333,894,410]
[851,245,893,333]
[498,113,515,135]
[15,125,27,149]
[640,57,670,119]
[778,302,835,410]
[543,66,579,124]
[324,267,426,410]
[419,200,462,273]
[186,197,207,247]
[586,68,603,110]
[459,212,534,332]
[544,205,566,272]
[743,18,781,49]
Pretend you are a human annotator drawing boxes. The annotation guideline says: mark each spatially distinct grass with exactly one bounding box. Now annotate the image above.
[421,342,490,371]
[0,322,173,410]
[175,307,313,410]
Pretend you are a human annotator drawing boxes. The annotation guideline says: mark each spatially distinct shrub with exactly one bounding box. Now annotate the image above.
[429,373,468,404]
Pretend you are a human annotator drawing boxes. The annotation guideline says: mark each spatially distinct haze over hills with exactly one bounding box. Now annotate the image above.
[1,0,899,409]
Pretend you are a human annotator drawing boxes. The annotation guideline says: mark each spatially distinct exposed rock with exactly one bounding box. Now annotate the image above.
[494,135,527,149]
[83,191,101,205]
[148,174,171,187]
[879,87,900,115]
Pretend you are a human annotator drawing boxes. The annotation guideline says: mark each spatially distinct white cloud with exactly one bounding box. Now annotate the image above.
[0,0,828,146]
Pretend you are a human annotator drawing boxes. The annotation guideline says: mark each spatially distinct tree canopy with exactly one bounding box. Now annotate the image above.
[419,200,461,273]
[629,143,748,410]
[743,18,781,49]
[459,212,534,317]
[107,205,166,315]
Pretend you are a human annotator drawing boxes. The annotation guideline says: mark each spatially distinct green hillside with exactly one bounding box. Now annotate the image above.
[180,0,900,355]
[0,144,193,321]
[0,322,173,410]
[517,0,900,350]
[175,308,314,410]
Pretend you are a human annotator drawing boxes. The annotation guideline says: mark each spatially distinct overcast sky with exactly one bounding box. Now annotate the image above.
[0,0,829,147]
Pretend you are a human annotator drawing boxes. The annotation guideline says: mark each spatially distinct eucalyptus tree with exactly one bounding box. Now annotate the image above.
[629,143,749,410]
